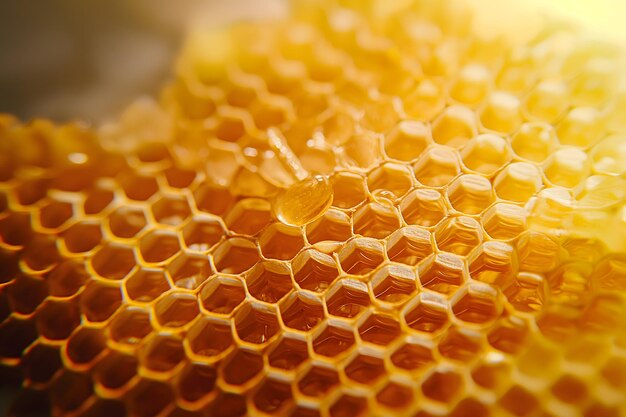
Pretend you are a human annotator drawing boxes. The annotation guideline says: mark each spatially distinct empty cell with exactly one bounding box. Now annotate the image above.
[330,172,367,209]
[209,391,247,417]
[386,226,433,266]
[125,268,170,302]
[435,216,483,256]
[292,249,339,292]
[260,223,305,260]
[358,312,401,346]
[446,175,494,215]
[384,120,432,161]
[325,280,371,319]
[543,147,590,188]
[182,217,224,252]
[166,253,212,290]
[329,393,367,417]
[83,187,114,215]
[38,200,73,229]
[376,382,414,409]
[421,369,463,403]
[212,237,259,274]
[65,326,107,367]
[234,302,279,344]
[523,79,569,123]
[312,321,355,357]
[193,184,236,216]
[413,146,461,187]
[177,363,217,403]
[21,343,62,385]
[344,352,386,384]
[36,299,80,340]
[81,280,123,323]
[371,264,417,304]
[511,122,559,162]
[280,292,325,331]
[6,275,48,315]
[0,317,38,358]
[268,335,308,370]
[108,306,152,345]
[451,283,501,324]
[298,364,340,397]
[468,241,517,288]
[400,188,447,227]
[108,206,147,239]
[0,212,32,247]
[246,261,293,303]
[93,350,138,390]
[140,334,185,373]
[222,348,264,386]
[14,178,48,207]
[481,203,526,240]
[151,195,192,226]
[449,64,491,105]
[461,134,512,176]
[391,339,435,371]
[154,292,200,328]
[419,253,467,294]
[120,173,159,201]
[21,234,60,272]
[50,371,93,412]
[185,317,233,358]
[338,238,385,275]
[62,221,102,253]
[214,108,248,142]
[306,209,352,244]
[139,230,181,264]
[127,379,174,417]
[402,292,449,334]
[163,166,197,189]
[224,198,272,235]
[431,105,477,148]
[557,107,605,148]
[499,385,539,417]
[200,276,245,315]
[252,377,294,415]
[480,91,522,134]
[438,326,484,361]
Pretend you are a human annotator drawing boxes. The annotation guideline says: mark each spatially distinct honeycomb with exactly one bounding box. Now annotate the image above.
[2,0,626,416]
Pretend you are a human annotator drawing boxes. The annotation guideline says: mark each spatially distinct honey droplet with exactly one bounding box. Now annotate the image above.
[273,175,333,226]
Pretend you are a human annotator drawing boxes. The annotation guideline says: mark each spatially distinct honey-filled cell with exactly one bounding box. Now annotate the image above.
[2,0,626,416]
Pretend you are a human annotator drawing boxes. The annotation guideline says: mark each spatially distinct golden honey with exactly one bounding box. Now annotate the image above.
[1,1,626,417]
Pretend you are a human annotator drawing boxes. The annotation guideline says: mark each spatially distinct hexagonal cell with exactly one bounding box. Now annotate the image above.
[481,203,526,240]
[367,163,414,200]
[151,195,192,226]
[468,241,517,288]
[330,172,367,209]
[65,326,107,367]
[329,393,367,417]
[400,188,447,227]
[438,326,483,361]
[557,106,605,148]
[376,382,414,409]
[135,141,171,163]
[21,234,60,272]
[298,364,340,397]
[543,147,591,188]
[461,133,512,176]
[6,275,48,315]
[163,166,197,189]
[590,134,626,175]
[431,105,477,148]
[62,221,102,253]
[403,75,446,120]
[435,216,483,256]
[412,146,461,187]
[353,202,401,239]
[511,122,559,162]
[221,348,263,385]
[386,227,434,266]
[125,268,170,302]
[50,370,93,413]
[139,229,181,264]
[479,91,522,134]
[471,355,512,390]
[371,264,417,304]
[127,379,174,417]
[213,237,259,274]
[499,385,539,417]
[601,357,626,389]
[449,63,491,105]
[312,321,356,358]
[185,317,233,358]
[260,223,305,260]
[80,281,122,322]
[451,283,501,324]
[140,333,185,373]
[419,253,467,294]
[523,79,569,123]
[358,312,401,346]
[234,302,279,344]
[177,362,217,404]
[268,335,309,370]
[214,108,247,142]
[251,94,293,130]
[280,292,325,332]
[107,206,147,239]
[83,187,114,215]
[338,238,385,275]
[324,279,371,319]
[200,276,245,315]
[306,209,352,244]
[182,216,224,252]
[591,254,626,292]
[341,132,382,170]
[421,368,464,402]
[0,317,38,358]
[494,162,543,203]
[384,120,432,161]
[154,292,200,328]
[244,261,291,303]
[208,391,247,417]
[108,306,152,345]
[166,253,212,290]
[94,350,137,390]
[14,178,48,207]
[193,184,236,216]
[0,212,33,247]
[446,175,494,215]
[487,316,530,354]
[36,299,81,340]
[21,342,62,385]
[391,339,435,371]
[120,173,159,201]
[292,249,339,292]
[252,377,294,415]
[402,293,450,334]
[38,200,73,229]
[224,198,272,235]
[516,231,561,273]
[344,352,386,384]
